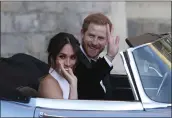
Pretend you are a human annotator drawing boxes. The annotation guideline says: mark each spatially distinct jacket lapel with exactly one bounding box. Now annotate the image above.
[77,49,92,69]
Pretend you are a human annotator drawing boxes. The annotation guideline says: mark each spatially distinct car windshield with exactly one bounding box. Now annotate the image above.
[132,34,171,103]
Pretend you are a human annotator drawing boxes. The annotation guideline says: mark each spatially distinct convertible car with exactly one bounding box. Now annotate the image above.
[0,33,171,117]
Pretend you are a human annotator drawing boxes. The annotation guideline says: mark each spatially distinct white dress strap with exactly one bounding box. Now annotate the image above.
[49,68,70,99]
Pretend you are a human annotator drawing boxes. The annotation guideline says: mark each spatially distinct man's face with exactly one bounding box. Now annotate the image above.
[82,23,107,59]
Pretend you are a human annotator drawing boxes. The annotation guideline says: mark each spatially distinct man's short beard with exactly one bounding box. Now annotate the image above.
[82,43,104,59]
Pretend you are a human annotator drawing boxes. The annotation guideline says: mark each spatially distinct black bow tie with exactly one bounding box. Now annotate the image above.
[91,59,96,65]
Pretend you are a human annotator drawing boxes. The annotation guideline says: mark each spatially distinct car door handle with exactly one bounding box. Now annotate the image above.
[39,112,66,118]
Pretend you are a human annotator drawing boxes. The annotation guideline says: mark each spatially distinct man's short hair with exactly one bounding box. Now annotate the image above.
[82,13,112,33]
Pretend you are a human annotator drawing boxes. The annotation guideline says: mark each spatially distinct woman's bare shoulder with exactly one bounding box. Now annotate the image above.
[41,74,56,83]
[39,74,61,91]
[38,74,63,99]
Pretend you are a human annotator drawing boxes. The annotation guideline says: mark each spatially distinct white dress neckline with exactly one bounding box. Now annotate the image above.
[49,68,70,99]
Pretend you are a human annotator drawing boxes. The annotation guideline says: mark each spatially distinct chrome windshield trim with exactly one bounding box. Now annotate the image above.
[120,52,139,100]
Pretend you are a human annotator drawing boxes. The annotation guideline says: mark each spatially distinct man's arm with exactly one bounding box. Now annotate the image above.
[104,56,113,67]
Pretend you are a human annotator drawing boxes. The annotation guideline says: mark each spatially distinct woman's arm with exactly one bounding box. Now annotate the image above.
[59,63,78,100]
[38,75,63,99]
[69,83,78,99]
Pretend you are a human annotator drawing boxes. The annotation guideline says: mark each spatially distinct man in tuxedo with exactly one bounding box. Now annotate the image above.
[75,13,120,100]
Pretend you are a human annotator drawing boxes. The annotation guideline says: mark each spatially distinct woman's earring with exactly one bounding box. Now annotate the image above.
[59,68,62,73]
[51,57,55,69]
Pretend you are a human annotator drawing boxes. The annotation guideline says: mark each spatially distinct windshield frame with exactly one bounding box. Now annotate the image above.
[125,43,171,108]
[120,51,139,101]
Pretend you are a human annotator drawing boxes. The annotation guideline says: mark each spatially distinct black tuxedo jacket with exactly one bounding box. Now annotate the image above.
[75,49,113,100]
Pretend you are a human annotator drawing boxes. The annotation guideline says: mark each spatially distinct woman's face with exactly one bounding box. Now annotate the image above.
[55,44,77,72]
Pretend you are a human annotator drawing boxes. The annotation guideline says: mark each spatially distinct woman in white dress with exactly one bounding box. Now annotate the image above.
[38,32,80,99]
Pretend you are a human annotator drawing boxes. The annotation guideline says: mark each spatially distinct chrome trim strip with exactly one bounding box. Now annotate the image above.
[39,112,64,118]
[143,102,171,109]
[120,52,139,100]
[32,98,144,111]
